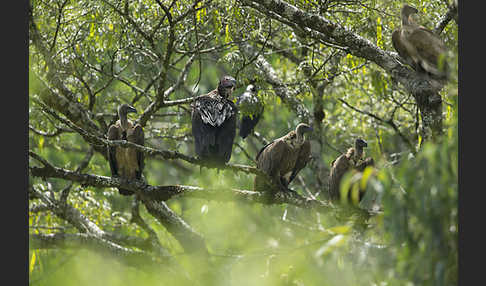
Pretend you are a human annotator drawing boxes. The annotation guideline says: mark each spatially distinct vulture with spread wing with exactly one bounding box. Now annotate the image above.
[107,104,145,196]
[254,123,313,193]
[236,84,264,139]
[191,75,238,167]
[328,138,371,201]
[392,4,449,81]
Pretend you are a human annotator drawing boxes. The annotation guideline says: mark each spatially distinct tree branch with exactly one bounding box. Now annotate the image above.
[29,152,336,215]
[434,3,458,35]
[29,233,164,269]
[338,98,414,151]
[239,42,311,122]
[137,54,196,127]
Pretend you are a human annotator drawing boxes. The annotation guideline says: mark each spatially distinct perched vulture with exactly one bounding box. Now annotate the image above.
[254,123,313,193]
[107,104,145,196]
[391,4,449,80]
[191,75,238,167]
[328,138,370,201]
[236,84,264,139]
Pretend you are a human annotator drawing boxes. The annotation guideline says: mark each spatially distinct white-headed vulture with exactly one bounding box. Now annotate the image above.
[328,138,373,201]
[107,104,145,195]
[191,75,238,167]
[236,84,264,139]
[254,123,313,193]
[392,4,449,81]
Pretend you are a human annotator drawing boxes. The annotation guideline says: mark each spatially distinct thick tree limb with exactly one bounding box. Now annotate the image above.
[29,153,335,215]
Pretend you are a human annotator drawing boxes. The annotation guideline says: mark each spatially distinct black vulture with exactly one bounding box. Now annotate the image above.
[236,84,264,139]
[191,75,238,167]
[107,104,145,196]
[254,123,313,193]
[392,4,449,81]
[328,138,370,201]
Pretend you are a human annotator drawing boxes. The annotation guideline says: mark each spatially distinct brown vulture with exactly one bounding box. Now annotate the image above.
[254,123,313,193]
[107,104,145,196]
[236,84,264,139]
[191,75,238,167]
[328,138,370,201]
[391,4,449,80]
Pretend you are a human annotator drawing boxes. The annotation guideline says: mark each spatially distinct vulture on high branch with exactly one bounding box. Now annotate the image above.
[107,104,145,196]
[236,84,264,139]
[254,123,313,194]
[328,138,373,201]
[392,4,449,81]
[191,75,238,167]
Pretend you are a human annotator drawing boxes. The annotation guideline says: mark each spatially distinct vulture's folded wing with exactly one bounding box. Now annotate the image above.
[257,139,291,177]
[408,27,448,76]
[107,125,120,176]
[215,101,238,163]
[392,29,415,68]
[192,103,216,158]
[287,140,311,185]
[132,124,145,178]
[194,95,235,127]
[328,154,351,199]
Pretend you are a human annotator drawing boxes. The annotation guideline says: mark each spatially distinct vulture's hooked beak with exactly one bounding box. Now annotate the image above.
[355,138,367,148]
[223,78,237,90]
[127,106,137,113]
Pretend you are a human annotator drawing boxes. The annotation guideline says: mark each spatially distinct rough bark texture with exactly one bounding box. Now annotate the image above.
[29,156,334,213]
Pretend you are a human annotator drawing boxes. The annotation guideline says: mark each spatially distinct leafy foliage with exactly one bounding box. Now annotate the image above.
[29,0,458,285]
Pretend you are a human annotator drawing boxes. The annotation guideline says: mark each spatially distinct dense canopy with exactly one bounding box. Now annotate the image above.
[29,0,458,285]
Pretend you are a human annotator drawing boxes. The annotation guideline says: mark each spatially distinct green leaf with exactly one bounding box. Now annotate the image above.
[29,252,36,274]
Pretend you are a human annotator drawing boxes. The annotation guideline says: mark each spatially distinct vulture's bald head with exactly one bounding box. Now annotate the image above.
[401,4,418,25]
[118,104,137,117]
[355,138,368,149]
[295,123,313,141]
[218,75,237,98]
[402,4,418,17]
